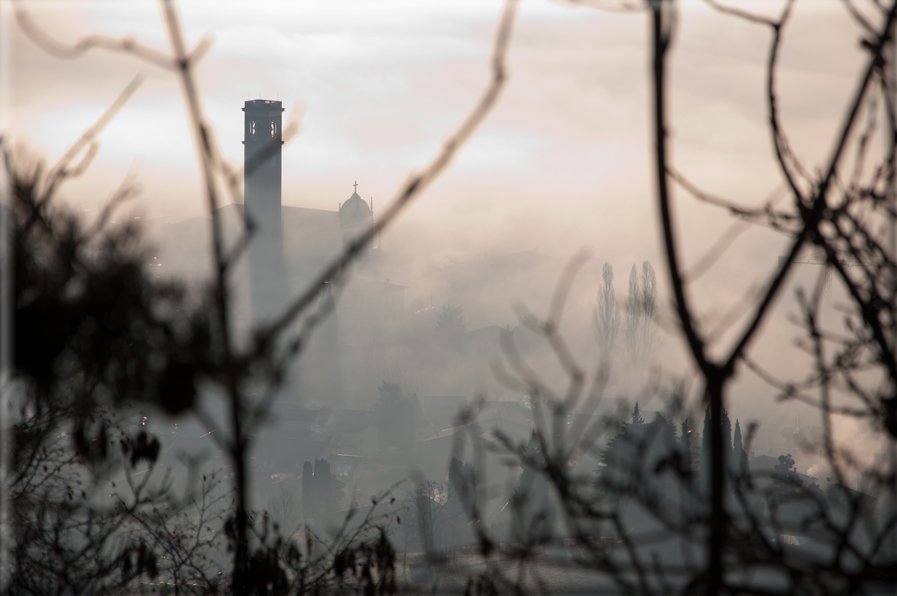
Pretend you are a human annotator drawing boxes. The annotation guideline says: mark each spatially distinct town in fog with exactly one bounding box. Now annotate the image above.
[5,1,897,594]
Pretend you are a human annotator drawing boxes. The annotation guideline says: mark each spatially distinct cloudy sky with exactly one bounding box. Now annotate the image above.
[3,0,887,447]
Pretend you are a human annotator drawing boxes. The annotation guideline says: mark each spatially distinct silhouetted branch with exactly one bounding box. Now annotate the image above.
[13,2,175,69]
[40,74,145,209]
[265,0,520,343]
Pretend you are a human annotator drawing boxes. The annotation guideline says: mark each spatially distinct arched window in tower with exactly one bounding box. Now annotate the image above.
[249,120,256,136]
[270,121,276,138]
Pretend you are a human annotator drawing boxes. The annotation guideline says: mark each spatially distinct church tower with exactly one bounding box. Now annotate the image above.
[339,182,374,248]
[243,99,287,321]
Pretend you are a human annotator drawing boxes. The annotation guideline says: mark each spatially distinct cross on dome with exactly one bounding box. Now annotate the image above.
[353,181,358,192]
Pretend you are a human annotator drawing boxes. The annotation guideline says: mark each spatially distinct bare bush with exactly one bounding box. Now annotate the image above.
[4,0,521,593]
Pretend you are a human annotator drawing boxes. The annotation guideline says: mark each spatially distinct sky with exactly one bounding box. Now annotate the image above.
[2,0,890,463]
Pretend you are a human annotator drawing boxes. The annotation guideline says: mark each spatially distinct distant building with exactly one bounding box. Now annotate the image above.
[243,99,288,322]
[339,183,374,247]
[238,100,407,408]
[156,100,570,411]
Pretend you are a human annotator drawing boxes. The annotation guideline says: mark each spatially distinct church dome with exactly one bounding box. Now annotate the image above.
[340,192,371,221]
[339,184,374,246]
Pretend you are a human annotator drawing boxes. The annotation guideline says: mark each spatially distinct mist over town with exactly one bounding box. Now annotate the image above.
[4,1,897,594]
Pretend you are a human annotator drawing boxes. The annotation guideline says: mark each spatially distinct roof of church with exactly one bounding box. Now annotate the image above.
[340,192,371,219]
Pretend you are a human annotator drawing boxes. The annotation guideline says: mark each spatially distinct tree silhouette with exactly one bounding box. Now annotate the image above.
[449,2,897,594]
[624,261,657,366]
[11,0,897,593]
[593,262,618,356]
[631,402,644,427]
[376,381,419,453]
[733,419,747,475]
[7,0,522,591]
[434,303,466,352]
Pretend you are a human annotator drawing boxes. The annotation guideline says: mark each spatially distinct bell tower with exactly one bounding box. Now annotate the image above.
[243,99,287,322]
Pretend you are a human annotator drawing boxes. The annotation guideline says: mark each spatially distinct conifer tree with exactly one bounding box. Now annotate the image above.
[315,458,333,513]
[435,304,466,351]
[593,263,619,356]
[702,408,735,484]
[622,261,657,366]
[701,407,711,459]
[722,409,733,462]
[302,461,314,519]
[631,402,644,427]
[680,418,693,471]
[733,420,747,475]
[625,265,640,362]
[701,407,712,490]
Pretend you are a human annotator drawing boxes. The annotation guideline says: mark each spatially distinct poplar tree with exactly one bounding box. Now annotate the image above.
[733,420,747,475]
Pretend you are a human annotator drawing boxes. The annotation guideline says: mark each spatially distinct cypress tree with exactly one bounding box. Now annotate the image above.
[314,458,332,513]
[680,418,693,471]
[701,408,736,483]
[701,407,711,459]
[302,461,314,518]
[733,420,747,475]
[632,402,645,427]
[701,407,711,491]
[722,409,733,462]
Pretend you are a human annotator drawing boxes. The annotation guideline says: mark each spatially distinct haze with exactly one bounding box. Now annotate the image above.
[4,0,884,516]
